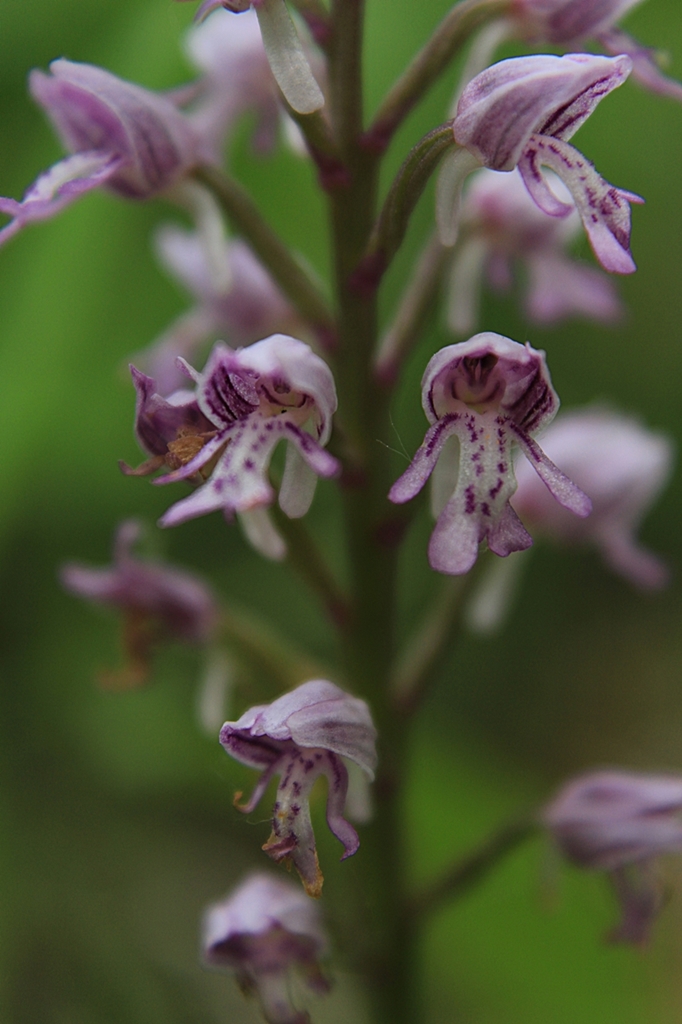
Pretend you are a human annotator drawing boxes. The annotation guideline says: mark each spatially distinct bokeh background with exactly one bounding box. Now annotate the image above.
[1,0,682,1020]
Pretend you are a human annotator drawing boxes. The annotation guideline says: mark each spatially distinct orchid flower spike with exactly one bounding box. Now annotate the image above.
[389,333,591,576]
[125,336,339,561]
[449,168,622,335]
[513,0,682,103]
[542,770,682,944]
[203,872,329,1024]
[437,53,642,274]
[60,520,218,688]
[176,0,324,116]
[220,680,378,897]
[0,60,206,249]
[513,407,673,589]
[138,226,298,394]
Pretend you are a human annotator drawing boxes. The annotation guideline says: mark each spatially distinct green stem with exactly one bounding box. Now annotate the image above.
[288,0,333,52]
[325,3,421,1022]
[193,164,336,340]
[359,123,455,290]
[409,817,538,921]
[366,0,511,151]
[375,232,449,385]
[270,506,351,628]
[391,572,475,714]
[219,605,324,692]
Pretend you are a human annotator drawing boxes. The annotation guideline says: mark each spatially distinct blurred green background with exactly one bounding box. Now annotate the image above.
[1,0,682,1021]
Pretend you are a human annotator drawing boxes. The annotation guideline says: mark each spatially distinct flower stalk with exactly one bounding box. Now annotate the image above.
[193,163,336,339]
[366,0,512,152]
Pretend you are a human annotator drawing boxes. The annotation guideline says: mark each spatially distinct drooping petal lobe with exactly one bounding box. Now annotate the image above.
[518,134,642,273]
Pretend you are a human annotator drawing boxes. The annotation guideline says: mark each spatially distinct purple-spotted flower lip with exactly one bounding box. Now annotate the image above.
[220,680,377,897]
[450,53,642,275]
[389,334,591,576]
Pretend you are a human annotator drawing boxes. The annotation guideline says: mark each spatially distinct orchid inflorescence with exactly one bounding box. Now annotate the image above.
[3,0,681,1019]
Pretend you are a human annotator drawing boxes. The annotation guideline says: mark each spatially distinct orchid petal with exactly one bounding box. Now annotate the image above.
[519,134,641,274]
[446,236,488,336]
[255,0,324,115]
[435,147,481,246]
[0,151,123,247]
[279,443,318,518]
[511,424,592,517]
[389,415,461,504]
[153,430,228,484]
[282,422,340,480]
[525,252,622,324]
[322,753,359,860]
[428,495,481,575]
[238,507,287,560]
[600,27,682,104]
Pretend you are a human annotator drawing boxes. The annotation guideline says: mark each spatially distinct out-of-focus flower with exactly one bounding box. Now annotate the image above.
[513,0,682,102]
[437,53,642,275]
[0,60,205,248]
[138,225,298,394]
[542,769,682,943]
[513,407,673,588]
[389,333,591,576]
[60,520,218,688]
[203,872,329,1024]
[220,680,377,897]
[176,0,324,116]
[143,335,339,561]
[184,8,312,157]
[448,168,622,334]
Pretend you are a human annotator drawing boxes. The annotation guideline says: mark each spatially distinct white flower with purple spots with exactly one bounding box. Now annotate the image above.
[203,872,329,1024]
[220,680,378,898]
[389,333,592,576]
[152,335,340,559]
[438,53,643,274]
